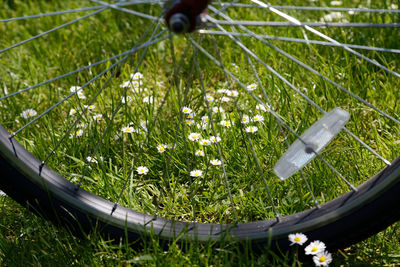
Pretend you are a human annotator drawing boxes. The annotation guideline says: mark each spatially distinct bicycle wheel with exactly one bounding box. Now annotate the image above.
[0,0,400,251]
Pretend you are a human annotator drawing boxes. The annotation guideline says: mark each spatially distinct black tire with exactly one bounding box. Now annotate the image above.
[1,124,400,251]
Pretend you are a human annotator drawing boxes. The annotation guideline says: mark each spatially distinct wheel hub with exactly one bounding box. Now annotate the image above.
[164,0,210,33]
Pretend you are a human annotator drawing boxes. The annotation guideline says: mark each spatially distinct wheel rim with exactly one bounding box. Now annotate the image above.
[0,0,399,247]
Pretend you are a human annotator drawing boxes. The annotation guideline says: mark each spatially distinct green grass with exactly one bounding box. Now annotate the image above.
[1,0,400,265]
[1,196,399,266]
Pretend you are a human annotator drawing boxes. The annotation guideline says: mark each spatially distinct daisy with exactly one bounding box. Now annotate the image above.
[84,104,96,111]
[69,109,77,116]
[313,251,332,266]
[121,96,132,104]
[120,81,132,88]
[201,115,209,123]
[252,114,264,123]
[220,120,234,128]
[70,129,84,138]
[199,139,211,146]
[131,72,144,80]
[86,156,98,163]
[136,166,149,175]
[157,144,167,153]
[187,113,195,119]
[77,91,86,99]
[322,12,343,22]
[205,94,214,102]
[121,126,134,133]
[241,115,250,124]
[212,106,225,113]
[220,96,231,102]
[217,89,229,94]
[70,86,82,92]
[77,122,86,128]
[21,109,37,119]
[182,106,192,114]
[210,159,222,166]
[195,150,204,157]
[245,126,258,133]
[114,133,121,140]
[185,119,194,126]
[305,241,326,255]
[196,122,208,130]
[190,170,203,177]
[140,120,147,128]
[132,80,143,87]
[226,90,239,97]
[93,114,103,122]
[256,104,269,112]
[288,233,308,246]
[247,83,257,91]
[188,132,201,141]
[330,0,342,6]
[132,86,146,94]
[209,136,221,143]
[143,96,154,104]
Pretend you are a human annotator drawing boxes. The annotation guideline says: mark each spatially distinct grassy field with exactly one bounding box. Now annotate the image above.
[1,0,400,265]
[1,196,399,266]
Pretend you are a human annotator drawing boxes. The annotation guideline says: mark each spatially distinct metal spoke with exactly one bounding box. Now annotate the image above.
[198,30,400,54]
[249,0,400,79]
[241,45,321,209]
[207,20,400,28]
[189,36,358,192]
[214,3,400,14]
[0,1,157,23]
[90,0,159,20]
[10,57,122,139]
[192,40,239,223]
[40,30,170,169]
[207,32,282,219]
[206,7,394,165]
[0,7,108,54]
[0,29,169,101]
[69,16,168,214]
[210,17,320,209]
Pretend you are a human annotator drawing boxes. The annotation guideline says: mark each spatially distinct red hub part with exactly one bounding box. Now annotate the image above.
[165,0,211,33]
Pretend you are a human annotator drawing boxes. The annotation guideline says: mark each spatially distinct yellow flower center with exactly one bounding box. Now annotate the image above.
[294,237,300,242]
[319,256,326,262]
[312,247,318,252]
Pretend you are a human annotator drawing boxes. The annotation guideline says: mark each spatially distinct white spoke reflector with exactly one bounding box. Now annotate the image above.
[274,108,350,180]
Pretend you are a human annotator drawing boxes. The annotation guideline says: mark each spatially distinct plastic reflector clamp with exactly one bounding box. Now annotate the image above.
[274,107,350,180]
